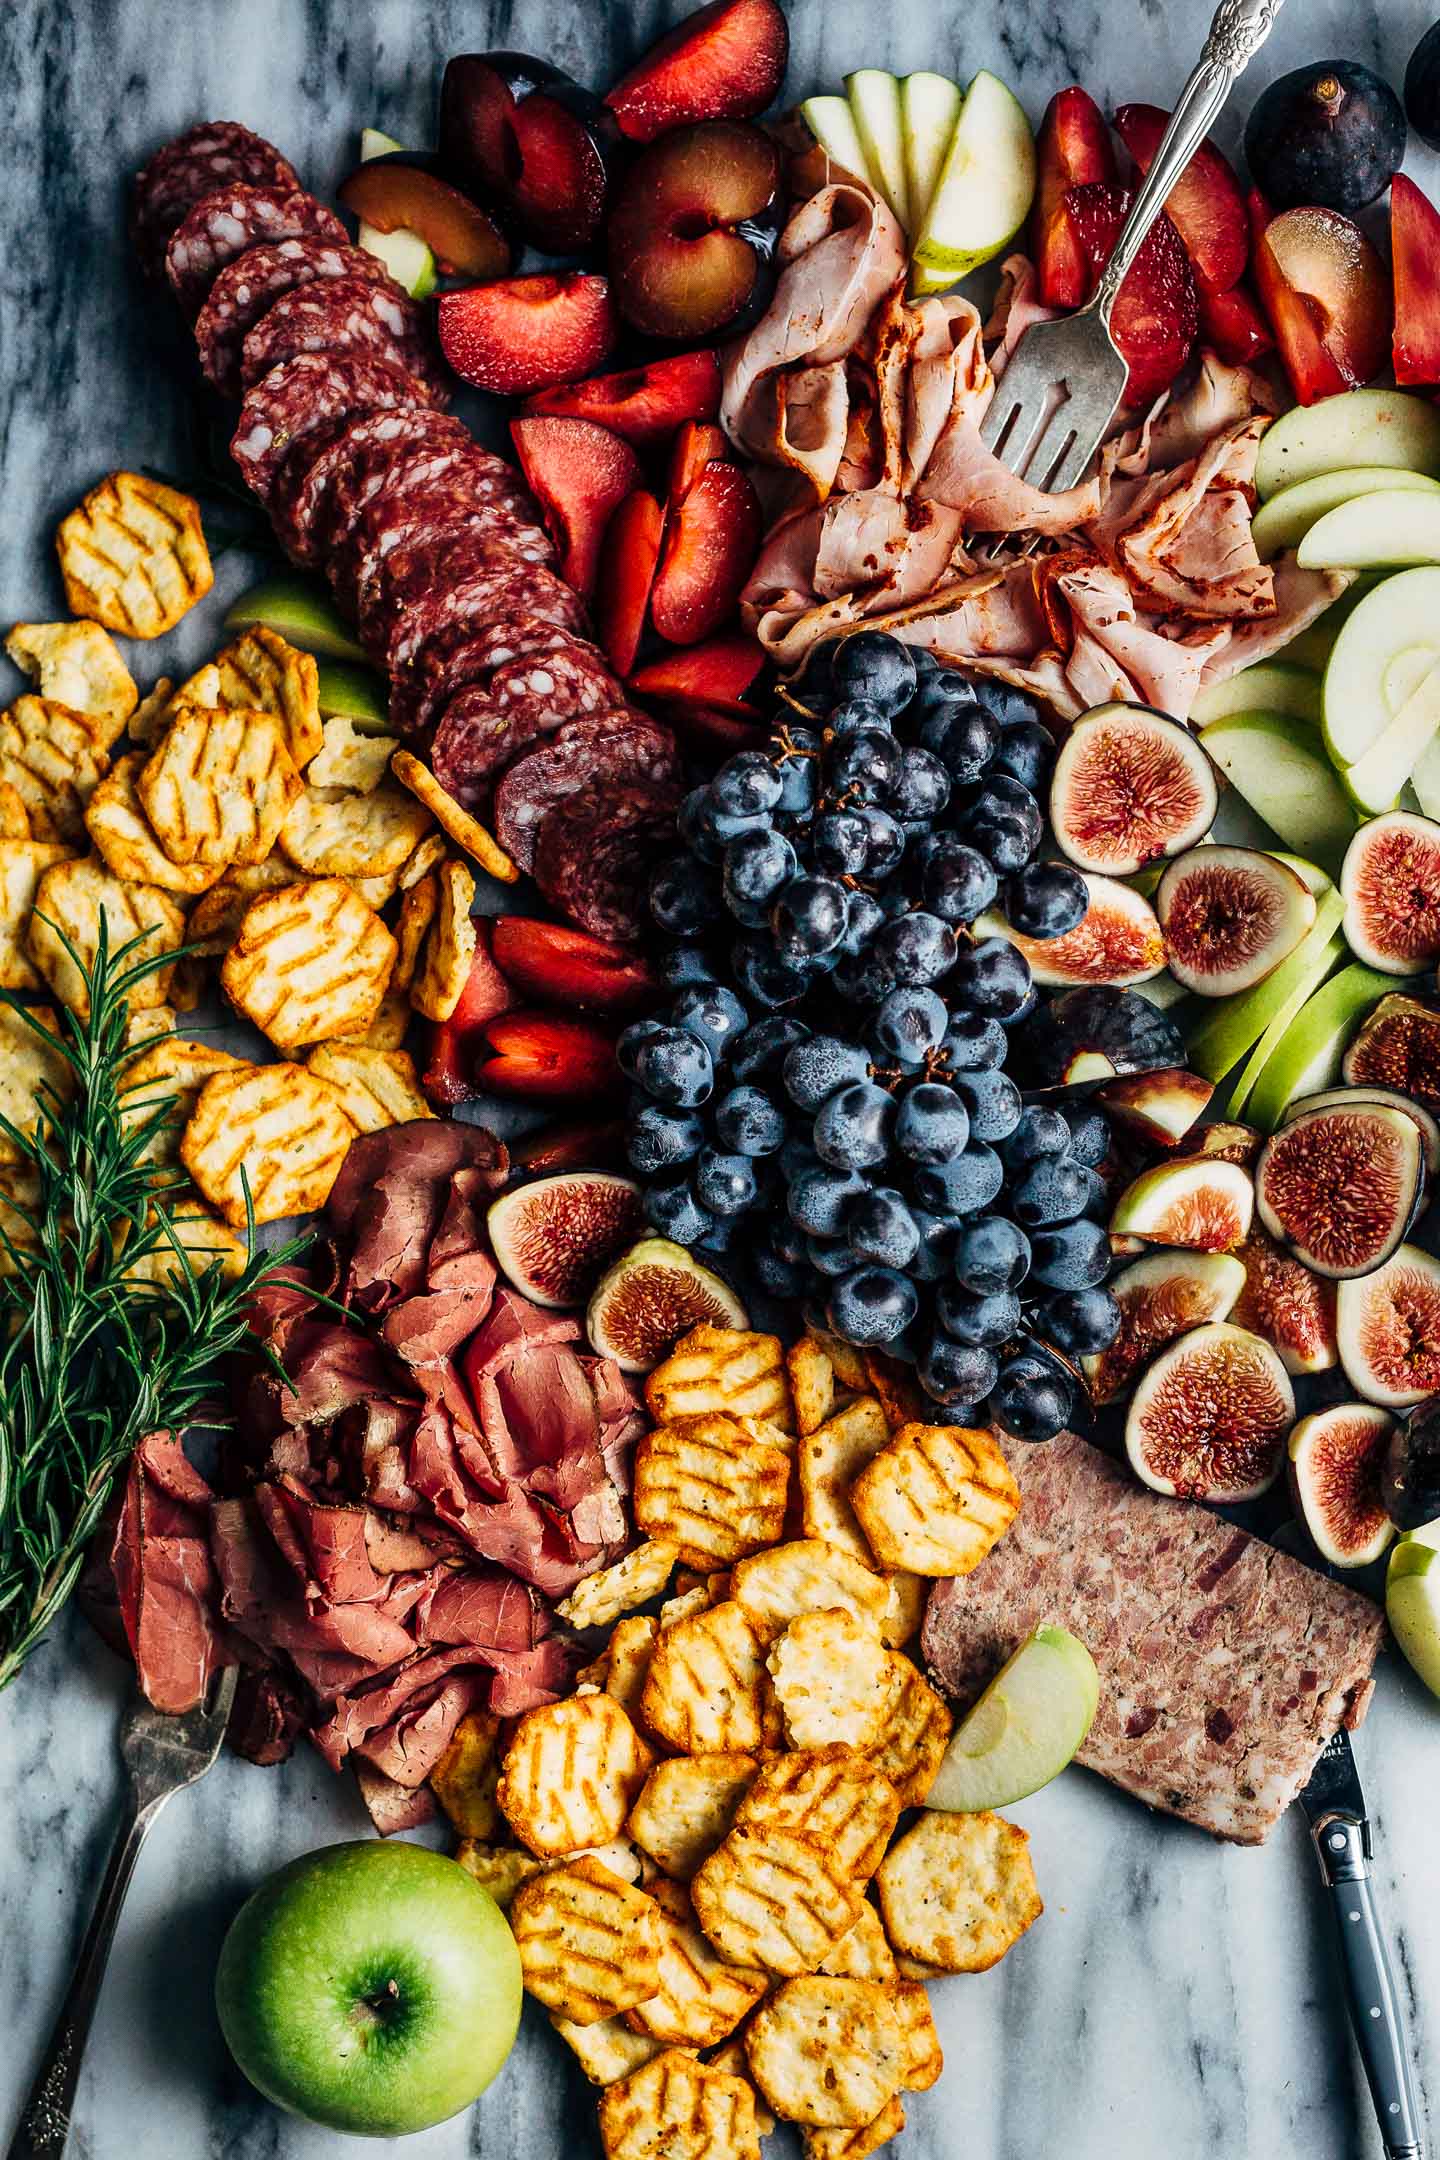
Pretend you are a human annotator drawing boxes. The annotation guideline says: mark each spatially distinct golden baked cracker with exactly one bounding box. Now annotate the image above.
[767,1612,902,1754]
[221,878,396,1051]
[600,2048,760,2160]
[732,1540,888,1647]
[706,2038,776,2138]
[307,714,397,793]
[0,783,29,839]
[122,1195,248,1286]
[180,1060,357,1227]
[605,1617,659,1727]
[137,703,301,867]
[552,2013,668,2088]
[354,989,410,1051]
[215,627,323,770]
[645,1325,793,1434]
[659,1583,717,1631]
[634,1416,789,1569]
[279,780,432,879]
[5,621,135,741]
[127,676,176,747]
[28,854,183,1018]
[875,1811,1042,1974]
[744,1976,904,2128]
[393,871,437,991]
[0,1002,68,1163]
[559,1541,680,1632]
[120,1035,247,1168]
[802,2096,906,2160]
[430,1711,503,1841]
[186,857,298,950]
[123,1002,175,1050]
[409,857,477,1023]
[641,1601,769,1756]
[850,1423,1020,1577]
[736,1748,900,1885]
[626,1882,768,2048]
[173,662,222,710]
[866,1655,951,1810]
[691,1825,859,1980]
[512,1856,663,2025]
[627,1755,756,1884]
[890,1980,942,2092]
[390,747,518,885]
[498,1695,654,1860]
[397,829,447,891]
[808,1328,867,1392]
[861,1352,926,1433]
[878,1572,926,1649]
[56,471,212,638]
[304,1041,433,1133]
[572,1838,645,1885]
[788,1337,837,1437]
[798,1398,891,1565]
[0,840,73,989]
[84,752,221,896]
[454,1841,543,1910]
[818,1902,897,1986]
[0,696,110,841]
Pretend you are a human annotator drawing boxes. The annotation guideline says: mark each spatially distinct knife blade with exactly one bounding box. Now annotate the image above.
[1299,1728,1425,2158]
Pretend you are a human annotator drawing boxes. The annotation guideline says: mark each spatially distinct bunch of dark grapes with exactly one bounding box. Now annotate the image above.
[621,631,1122,1441]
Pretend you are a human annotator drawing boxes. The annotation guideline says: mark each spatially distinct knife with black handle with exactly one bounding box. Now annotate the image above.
[1300,1729,1425,2159]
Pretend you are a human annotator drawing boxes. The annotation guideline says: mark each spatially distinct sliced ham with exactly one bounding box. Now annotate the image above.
[917,416,1101,535]
[1198,557,1353,685]
[1113,418,1275,620]
[1057,561,1233,718]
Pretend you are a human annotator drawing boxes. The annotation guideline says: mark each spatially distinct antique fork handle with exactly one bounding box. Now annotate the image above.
[1099,0,1285,314]
[6,1787,170,2158]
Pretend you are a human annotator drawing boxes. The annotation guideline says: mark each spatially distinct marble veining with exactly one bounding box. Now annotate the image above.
[2,1,1439,2155]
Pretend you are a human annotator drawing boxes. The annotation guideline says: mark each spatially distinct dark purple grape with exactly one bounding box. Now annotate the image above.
[723,827,797,921]
[773,727,821,815]
[953,1067,1022,1143]
[731,936,810,1008]
[989,1354,1073,1442]
[917,697,999,785]
[1062,1106,1113,1167]
[712,750,783,818]
[670,983,748,1062]
[919,1334,999,1408]
[909,1208,964,1281]
[845,1187,921,1269]
[829,727,905,801]
[772,874,849,958]
[919,837,998,926]
[809,1233,858,1277]
[813,1080,895,1171]
[1033,1286,1122,1357]
[871,986,947,1067]
[991,720,1055,796]
[1000,1104,1072,1167]
[891,745,952,823]
[856,807,906,878]
[872,910,955,986]
[813,810,871,876]
[828,697,891,739]
[1007,859,1088,940]
[730,1015,809,1082]
[783,1034,871,1111]
[953,1215,1031,1295]
[831,630,918,718]
[828,1264,920,1345]
[633,1025,713,1107]
[643,1169,714,1244]
[894,1082,969,1166]
[627,1101,706,1174]
[712,1085,787,1156]
[1010,1154,1102,1227]
[913,1142,1004,1216]
[948,937,1032,1016]
[1028,1218,1111,1290]
[937,1283,1022,1348]
[941,1012,1007,1071]
[650,853,717,935]
[657,943,720,989]
[788,1163,868,1236]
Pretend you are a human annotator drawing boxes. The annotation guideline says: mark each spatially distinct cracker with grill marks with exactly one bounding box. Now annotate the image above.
[634,1415,789,1569]
[221,877,396,1050]
[85,752,222,895]
[627,1754,756,1883]
[624,1879,767,2048]
[304,1041,432,1133]
[0,839,73,989]
[56,471,212,639]
[28,854,183,1018]
[645,1324,794,1434]
[279,779,433,879]
[850,1422,1020,1577]
[5,621,135,742]
[0,1002,68,1163]
[180,1059,357,1227]
[498,1695,654,1859]
[390,747,518,886]
[768,1611,901,1754]
[138,702,300,867]
[875,1810,1042,1974]
[731,1539,888,1647]
[692,1823,860,1980]
[640,1600,771,1756]
[119,1035,247,1168]
[744,1976,904,2129]
[598,2047,761,2160]
[801,2096,906,2160]
[734,1748,899,1885]
[865,1654,951,1809]
[604,1615,659,1727]
[307,714,396,793]
[0,696,110,842]
[214,627,323,770]
[408,857,476,1023]
[551,2013,667,2089]
[511,1856,663,2025]
[558,1541,679,1633]
[797,1397,891,1565]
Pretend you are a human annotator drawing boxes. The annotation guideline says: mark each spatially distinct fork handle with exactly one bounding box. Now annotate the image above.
[6,1791,169,2157]
[1099,0,1285,312]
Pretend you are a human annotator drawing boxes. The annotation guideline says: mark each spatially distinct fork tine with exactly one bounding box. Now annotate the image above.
[979,378,1051,480]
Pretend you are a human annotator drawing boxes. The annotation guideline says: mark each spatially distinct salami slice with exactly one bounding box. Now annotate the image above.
[239,273,451,405]
[271,406,471,565]
[386,561,587,676]
[231,351,429,507]
[357,524,559,663]
[195,236,397,397]
[432,637,627,803]
[333,456,551,618]
[534,777,684,944]
[487,636,622,720]
[494,712,680,873]
[131,122,300,281]
[390,617,579,739]
[165,183,347,320]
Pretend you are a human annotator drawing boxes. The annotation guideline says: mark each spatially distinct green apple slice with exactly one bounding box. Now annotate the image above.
[1321,568,1440,765]
[1190,663,1322,728]
[1340,662,1440,814]
[1387,1536,1440,1699]
[1185,884,1345,1083]
[1220,924,1346,1116]
[911,71,1036,283]
[1254,388,1440,501]
[225,576,367,664]
[1244,960,1393,1130]
[901,71,964,236]
[925,1625,1099,1814]
[845,71,910,230]
[800,95,879,189]
[1251,467,1440,559]
[1197,711,1354,874]
[316,661,392,731]
[1299,488,1440,571]
[356,126,437,298]
[1282,572,1383,672]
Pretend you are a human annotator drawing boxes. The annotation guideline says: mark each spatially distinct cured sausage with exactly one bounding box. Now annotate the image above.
[533,777,684,944]
[494,712,679,873]
[165,183,347,320]
[389,617,579,740]
[357,524,558,662]
[130,121,300,282]
[195,236,396,397]
[271,406,472,565]
[230,350,430,506]
[383,559,586,676]
[238,273,451,404]
[333,460,552,619]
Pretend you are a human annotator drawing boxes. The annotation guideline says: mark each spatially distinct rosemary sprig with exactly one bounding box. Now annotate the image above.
[0,920,307,1690]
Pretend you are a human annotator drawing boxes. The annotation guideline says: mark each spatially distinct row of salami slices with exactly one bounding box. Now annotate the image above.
[129,119,681,945]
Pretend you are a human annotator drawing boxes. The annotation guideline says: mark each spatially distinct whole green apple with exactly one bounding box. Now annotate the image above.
[215,1840,521,2136]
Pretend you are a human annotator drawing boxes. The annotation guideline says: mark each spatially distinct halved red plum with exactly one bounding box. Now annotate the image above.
[420,923,517,1106]
[607,119,782,341]
[439,272,617,396]
[1391,173,1440,387]
[439,52,614,254]
[1125,1321,1293,1501]
[1255,1103,1424,1279]
[1065,183,1199,405]
[509,415,641,595]
[336,158,511,279]
[628,630,765,713]
[1112,103,1249,295]
[1031,87,1117,308]
[1254,205,1392,404]
[649,458,763,645]
[490,916,657,1013]
[520,351,722,445]
[1050,704,1217,876]
[1197,281,1275,365]
[474,1010,621,1101]
[512,1117,627,1173]
[604,0,789,144]
[595,488,665,675]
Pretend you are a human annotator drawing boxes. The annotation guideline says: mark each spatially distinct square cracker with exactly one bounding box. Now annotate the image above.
[56,470,212,638]
[220,878,396,1051]
[180,1059,358,1226]
[138,703,301,867]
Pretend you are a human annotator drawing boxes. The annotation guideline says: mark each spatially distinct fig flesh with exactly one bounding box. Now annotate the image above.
[1097,1067,1213,1148]
[1010,984,1185,1091]
[1288,1403,1397,1565]
[979,873,1165,987]
[1191,1119,1262,1167]
[586,1234,747,1372]
[1382,1395,1440,1529]
[1157,845,1316,997]
[1339,810,1440,975]
[1342,992,1440,1117]
[1083,1249,1245,1404]
[1125,1321,1293,1500]
[1109,1155,1254,1251]
[1049,703,1218,876]
[1255,1102,1423,1278]
[487,1171,643,1309]
[1285,1083,1440,1173]
[1229,1228,1338,1374]
[1336,1243,1440,1408]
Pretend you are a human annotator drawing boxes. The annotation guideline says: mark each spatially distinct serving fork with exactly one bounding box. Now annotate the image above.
[6,1665,238,2160]
[982,0,1285,495]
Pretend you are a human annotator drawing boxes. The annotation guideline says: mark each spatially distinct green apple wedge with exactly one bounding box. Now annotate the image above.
[1387,1534,1440,1699]
[1251,466,1440,559]
[1190,661,1322,728]
[1244,961,1394,1130]
[911,71,1035,289]
[1185,884,1344,1084]
[1339,662,1440,815]
[1197,711,1355,874]
[1322,568,1440,765]
[1220,922,1346,1116]
[846,71,910,229]
[901,71,964,237]
[225,575,367,663]
[1299,488,1440,572]
[800,95,879,189]
[1254,388,1440,501]
[316,661,392,730]
[1283,572,1383,672]
[924,1625,1099,1814]
[356,128,437,298]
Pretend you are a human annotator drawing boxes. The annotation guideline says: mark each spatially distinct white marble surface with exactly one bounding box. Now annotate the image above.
[1,1,1439,2156]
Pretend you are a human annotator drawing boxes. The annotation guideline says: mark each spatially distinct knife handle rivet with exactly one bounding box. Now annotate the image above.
[1329,1832,1347,1850]
[1349,1910,1361,1922]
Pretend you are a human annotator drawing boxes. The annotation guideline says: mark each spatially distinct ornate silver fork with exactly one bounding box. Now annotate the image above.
[981,0,1286,495]
[6,1665,238,2159]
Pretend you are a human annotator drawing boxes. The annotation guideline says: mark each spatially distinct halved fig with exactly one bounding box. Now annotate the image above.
[1125,1322,1293,1500]
[1255,1103,1424,1278]
[1010,984,1186,1090]
[1288,1403,1398,1566]
[1382,1395,1440,1529]
[1230,1228,1338,1374]
[1157,845,1316,997]
[1083,1249,1245,1405]
[978,874,1165,987]
[1097,1067,1213,1148]
[488,1171,644,1309]
[587,1234,747,1372]
[1192,1119,1263,1167]
[1342,992,1440,1116]
[1050,704,1218,876]
[1285,1084,1440,1173]
[1336,1243,1440,1407]
[1110,1156,1254,1252]
[1340,811,1440,975]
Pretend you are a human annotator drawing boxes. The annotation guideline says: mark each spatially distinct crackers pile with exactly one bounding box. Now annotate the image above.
[435,1325,1038,2160]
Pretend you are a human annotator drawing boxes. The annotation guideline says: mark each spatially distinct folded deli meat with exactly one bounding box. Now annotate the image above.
[106,1121,647,1831]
